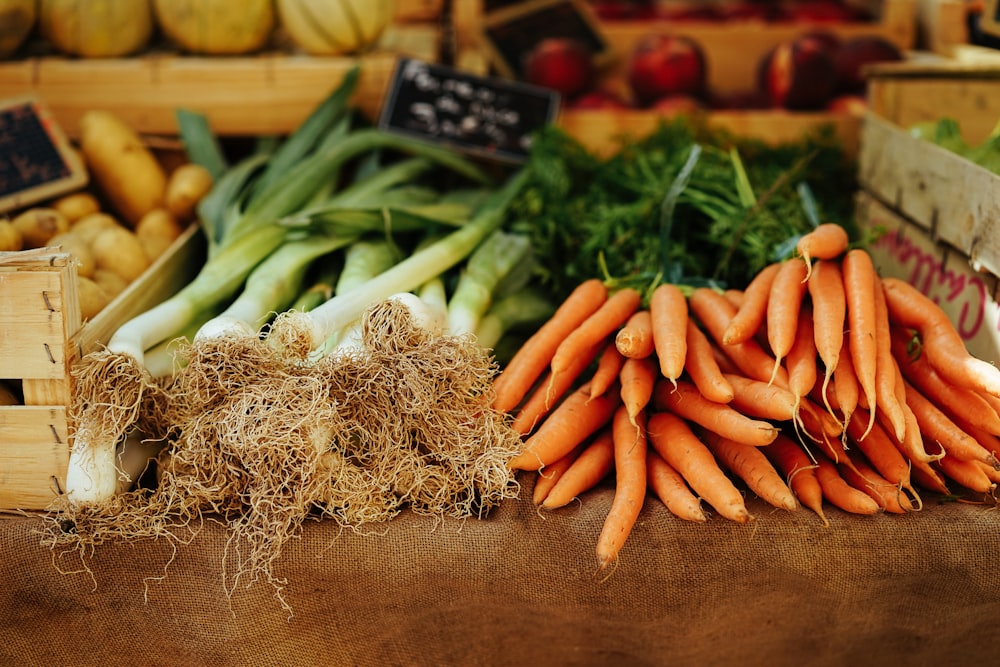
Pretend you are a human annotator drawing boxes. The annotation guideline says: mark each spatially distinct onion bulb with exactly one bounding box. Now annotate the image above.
[276,0,393,56]
[153,0,275,55]
[0,0,36,58]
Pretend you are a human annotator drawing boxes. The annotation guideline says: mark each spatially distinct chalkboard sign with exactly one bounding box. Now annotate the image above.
[480,0,614,79]
[0,96,87,215]
[378,57,560,164]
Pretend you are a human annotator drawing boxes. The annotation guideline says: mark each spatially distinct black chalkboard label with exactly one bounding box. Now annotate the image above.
[0,96,88,215]
[481,0,614,79]
[378,57,560,164]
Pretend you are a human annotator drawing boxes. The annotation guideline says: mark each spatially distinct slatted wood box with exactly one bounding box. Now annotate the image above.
[857,109,1000,365]
[0,225,204,511]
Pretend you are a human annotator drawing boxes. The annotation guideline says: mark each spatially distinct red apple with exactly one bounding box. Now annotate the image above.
[764,34,838,110]
[522,38,595,99]
[833,35,903,93]
[627,34,707,107]
[570,89,632,109]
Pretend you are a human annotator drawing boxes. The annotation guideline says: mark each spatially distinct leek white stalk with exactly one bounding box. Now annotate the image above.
[268,170,528,357]
[446,230,533,336]
[194,234,357,341]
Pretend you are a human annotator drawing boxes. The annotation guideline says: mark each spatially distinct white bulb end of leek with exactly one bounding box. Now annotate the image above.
[194,315,259,342]
[65,438,119,506]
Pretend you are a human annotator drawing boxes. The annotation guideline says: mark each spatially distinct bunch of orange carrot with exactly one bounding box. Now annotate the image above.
[493,223,1000,575]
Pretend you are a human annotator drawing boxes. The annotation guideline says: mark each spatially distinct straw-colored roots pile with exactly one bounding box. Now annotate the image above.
[45,299,522,598]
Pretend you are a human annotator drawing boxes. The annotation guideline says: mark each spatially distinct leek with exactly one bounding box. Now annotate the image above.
[445,230,533,336]
[268,169,529,358]
[474,288,556,351]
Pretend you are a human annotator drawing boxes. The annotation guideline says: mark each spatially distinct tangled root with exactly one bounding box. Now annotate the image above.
[46,299,522,607]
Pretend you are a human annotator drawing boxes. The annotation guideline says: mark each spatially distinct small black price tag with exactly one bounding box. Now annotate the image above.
[480,0,614,79]
[378,57,560,164]
[0,95,87,215]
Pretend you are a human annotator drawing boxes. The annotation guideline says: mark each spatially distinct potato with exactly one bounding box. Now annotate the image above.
[48,231,97,278]
[11,207,71,249]
[91,268,129,299]
[72,212,121,245]
[165,163,214,222]
[135,207,184,260]
[77,275,111,320]
[78,109,167,227]
[0,219,23,252]
[51,191,101,222]
[91,226,150,283]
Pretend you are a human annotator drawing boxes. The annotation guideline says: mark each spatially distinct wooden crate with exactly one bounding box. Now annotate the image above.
[0,224,205,510]
[856,191,1000,365]
[859,111,1000,276]
[0,23,440,139]
[867,59,1000,145]
[453,0,917,96]
[556,107,862,156]
[914,0,969,54]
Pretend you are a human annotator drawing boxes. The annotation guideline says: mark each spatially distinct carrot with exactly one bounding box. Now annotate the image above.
[689,287,787,386]
[589,340,626,400]
[796,222,850,280]
[684,319,734,404]
[812,455,882,515]
[620,355,658,427]
[723,289,744,310]
[887,396,943,466]
[645,448,706,522]
[807,259,846,418]
[508,381,620,471]
[903,380,1000,468]
[764,433,828,525]
[786,303,818,423]
[838,451,915,514]
[615,309,656,360]
[871,277,907,442]
[832,336,860,431]
[725,373,799,422]
[532,443,584,506]
[652,379,779,447]
[540,427,615,510]
[647,411,753,523]
[935,454,997,495]
[648,283,688,386]
[909,458,952,495]
[846,408,914,491]
[550,287,642,383]
[703,432,798,510]
[493,278,608,413]
[950,415,1000,468]
[512,340,603,436]
[882,277,1000,397]
[891,326,1000,435]
[595,407,648,575]
[766,259,810,384]
[723,261,781,345]
[842,248,880,440]
[975,459,1000,485]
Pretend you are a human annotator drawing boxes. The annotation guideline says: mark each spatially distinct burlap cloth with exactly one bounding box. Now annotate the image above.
[2,477,998,667]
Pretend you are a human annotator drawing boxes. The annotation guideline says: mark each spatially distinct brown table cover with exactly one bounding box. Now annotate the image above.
[2,481,998,667]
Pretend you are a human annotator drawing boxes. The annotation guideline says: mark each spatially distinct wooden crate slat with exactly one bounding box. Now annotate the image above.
[0,407,69,510]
